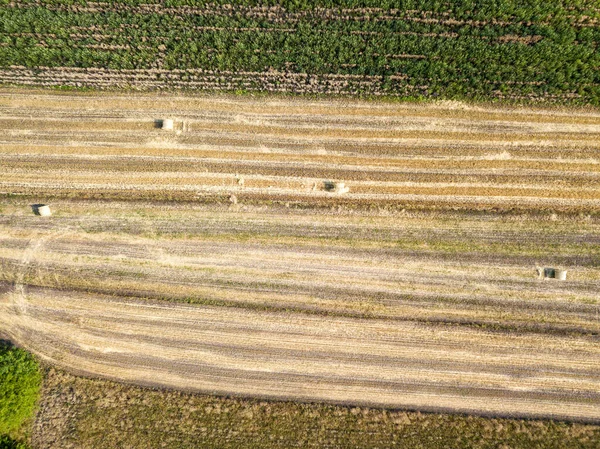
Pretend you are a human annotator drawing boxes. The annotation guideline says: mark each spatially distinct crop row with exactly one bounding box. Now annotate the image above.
[2,66,576,100]
[0,65,584,101]
[0,66,432,96]
[6,1,600,25]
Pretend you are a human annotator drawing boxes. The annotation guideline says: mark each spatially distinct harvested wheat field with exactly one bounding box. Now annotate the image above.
[1,88,600,423]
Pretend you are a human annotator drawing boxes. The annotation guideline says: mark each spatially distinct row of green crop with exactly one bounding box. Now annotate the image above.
[4,0,600,20]
[4,7,600,40]
[0,3,598,103]
[2,5,598,51]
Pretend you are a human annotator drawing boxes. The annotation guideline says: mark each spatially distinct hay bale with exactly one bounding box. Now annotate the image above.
[555,269,567,281]
[155,119,174,130]
[31,204,51,217]
[334,182,349,194]
[324,181,349,194]
[541,267,567,280]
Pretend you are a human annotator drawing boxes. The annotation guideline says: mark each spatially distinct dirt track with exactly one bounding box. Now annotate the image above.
[1,88,599,421]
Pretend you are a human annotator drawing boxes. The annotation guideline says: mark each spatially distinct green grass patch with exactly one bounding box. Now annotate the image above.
[0,343,41,448]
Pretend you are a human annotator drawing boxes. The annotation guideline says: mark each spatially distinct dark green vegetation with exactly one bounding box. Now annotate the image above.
[0,0,599,104]
[0,435,28,449]
[0,343,41,449]
[0,435,29,449]
[32,368,600,449]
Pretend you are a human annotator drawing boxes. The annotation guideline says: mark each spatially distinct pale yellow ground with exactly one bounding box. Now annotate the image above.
[1,88,599,421]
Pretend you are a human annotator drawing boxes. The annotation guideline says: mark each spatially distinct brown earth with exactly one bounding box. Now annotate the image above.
[0,88,599,422]
[30,368,600,449]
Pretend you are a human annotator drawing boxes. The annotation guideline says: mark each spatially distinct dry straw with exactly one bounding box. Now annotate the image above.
[155,119,174,130]
[31,204,51,217]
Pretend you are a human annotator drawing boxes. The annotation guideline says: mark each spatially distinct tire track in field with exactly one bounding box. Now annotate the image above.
[1,217,598,339]
[2,287,600,422]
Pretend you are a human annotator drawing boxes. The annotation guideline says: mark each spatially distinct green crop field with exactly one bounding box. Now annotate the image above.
[0,0,599,104]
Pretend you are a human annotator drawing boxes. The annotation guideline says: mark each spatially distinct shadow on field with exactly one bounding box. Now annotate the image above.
[30,204,46,216]
[0,434,26,449]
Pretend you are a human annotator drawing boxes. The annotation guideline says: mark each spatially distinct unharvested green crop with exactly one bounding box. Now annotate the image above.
[0,0,598,104]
